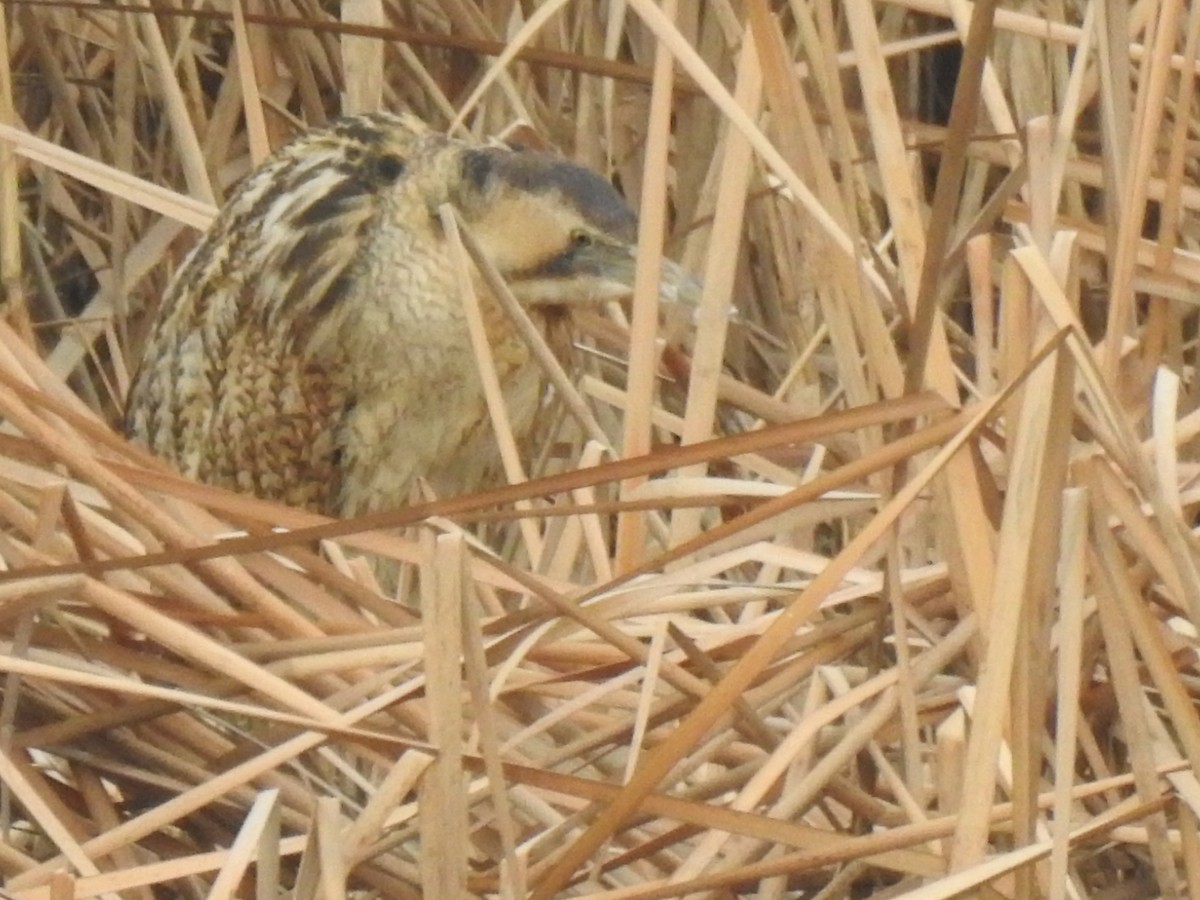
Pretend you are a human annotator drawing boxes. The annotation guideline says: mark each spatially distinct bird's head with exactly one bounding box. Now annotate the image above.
[450,146,698,308]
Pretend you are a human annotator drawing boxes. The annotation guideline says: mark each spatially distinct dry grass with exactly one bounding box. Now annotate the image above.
[3,0,1200,897]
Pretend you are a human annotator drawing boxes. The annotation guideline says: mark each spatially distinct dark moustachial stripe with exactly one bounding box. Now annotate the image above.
[537,252,583,278]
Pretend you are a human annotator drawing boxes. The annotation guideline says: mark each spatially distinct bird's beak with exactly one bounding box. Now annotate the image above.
[657,256,703,307]
[577,242,703,308]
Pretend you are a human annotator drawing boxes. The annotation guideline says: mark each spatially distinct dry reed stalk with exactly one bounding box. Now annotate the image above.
[3,1,1200,897]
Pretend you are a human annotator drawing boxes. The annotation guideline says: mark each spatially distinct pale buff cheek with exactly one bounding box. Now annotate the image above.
[466,192,578,272]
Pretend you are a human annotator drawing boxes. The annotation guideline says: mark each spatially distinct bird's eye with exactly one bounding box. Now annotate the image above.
[570,231,593,249]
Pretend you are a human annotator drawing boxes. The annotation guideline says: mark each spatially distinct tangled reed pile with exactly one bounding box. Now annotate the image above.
[3,1,1200,897]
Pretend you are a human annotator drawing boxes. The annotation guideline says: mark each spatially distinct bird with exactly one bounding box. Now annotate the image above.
[125,111,690,517]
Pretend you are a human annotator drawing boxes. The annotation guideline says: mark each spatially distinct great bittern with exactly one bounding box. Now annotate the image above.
[126,112,689,516]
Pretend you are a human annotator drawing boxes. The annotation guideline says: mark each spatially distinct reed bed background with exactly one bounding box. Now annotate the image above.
[1,0,1199,897]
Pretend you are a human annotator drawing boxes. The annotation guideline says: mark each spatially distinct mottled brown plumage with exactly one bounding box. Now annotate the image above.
[126,112,673,516]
